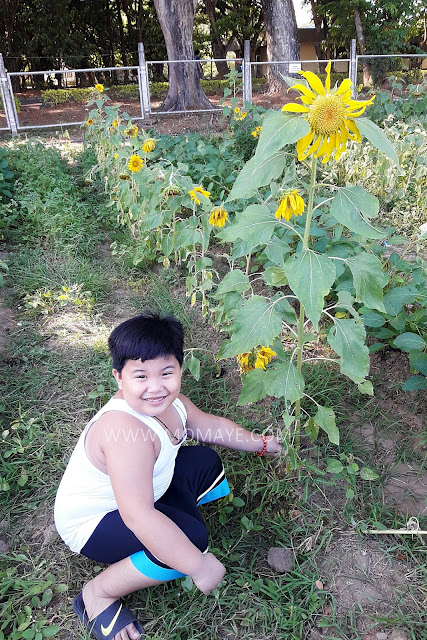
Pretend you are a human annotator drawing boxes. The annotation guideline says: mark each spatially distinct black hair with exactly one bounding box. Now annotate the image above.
[108,312,184,372]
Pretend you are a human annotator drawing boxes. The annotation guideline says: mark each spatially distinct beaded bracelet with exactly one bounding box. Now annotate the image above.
[256,434,267,457]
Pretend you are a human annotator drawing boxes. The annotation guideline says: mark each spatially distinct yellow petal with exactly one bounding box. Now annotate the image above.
[346,105,368,118]
[296,129,315,156]
[345,119,362,141]
[299,70,326,95]
[339,123,349,147]
[315,135,335,159]
[299,133,322,161]
[336,78,353,96]
[290,83,316,100]
[282,103,310,113]
[325,61,332,93]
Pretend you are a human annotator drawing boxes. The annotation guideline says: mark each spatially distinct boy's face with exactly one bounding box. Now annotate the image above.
[113,355,182,416]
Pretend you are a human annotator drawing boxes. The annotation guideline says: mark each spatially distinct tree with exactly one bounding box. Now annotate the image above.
[261,0,300,92]
[153,0,213,111]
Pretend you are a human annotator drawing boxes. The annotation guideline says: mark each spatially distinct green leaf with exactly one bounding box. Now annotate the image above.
[330,187,383,239]
[408,351,427,375]
[237,369,266,405]
[393,332,426,353]
[265,361,305,403]
[402,375,427,391]
[328,318,369,383]
[357,117,401,170]
[187,355,201,381]
[254,111,310,164]
[227,152,288,201]
[264,237,291,268]
[314,406,339,445]
[215,270,250,298]
[262,266,288,286]
[360,467,379,481]
[383,285,418,316]
[218,296,283,358]
[358,380,374,396]
[218,204,276,251]
[284,249,336,330]
[345,253,386,312]
[360,308,386,328]
[326,458,344,474]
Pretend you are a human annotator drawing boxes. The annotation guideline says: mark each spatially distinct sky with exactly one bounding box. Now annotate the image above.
[293,0,314,27]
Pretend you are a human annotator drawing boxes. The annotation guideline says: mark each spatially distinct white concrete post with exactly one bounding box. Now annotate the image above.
[138,42,151,119]
[349,39,357,96]
[0,54,18,135]
[243,40,252,105]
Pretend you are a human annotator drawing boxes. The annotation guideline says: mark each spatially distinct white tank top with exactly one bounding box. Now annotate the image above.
[54,397,187,553]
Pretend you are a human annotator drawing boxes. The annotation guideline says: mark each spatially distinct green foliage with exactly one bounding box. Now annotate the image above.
[0,147,14,203]
[0,94,21,113]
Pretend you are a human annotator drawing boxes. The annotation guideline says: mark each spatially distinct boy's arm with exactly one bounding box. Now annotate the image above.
[180,394,282,455]
[102,414,225,592]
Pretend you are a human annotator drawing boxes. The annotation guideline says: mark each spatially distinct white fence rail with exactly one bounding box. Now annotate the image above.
[1,41,427,136]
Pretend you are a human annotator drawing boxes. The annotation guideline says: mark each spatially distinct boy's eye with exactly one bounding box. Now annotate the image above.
[137,375,146,379]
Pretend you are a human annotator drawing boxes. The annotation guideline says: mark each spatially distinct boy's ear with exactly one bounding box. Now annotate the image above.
[112,369,122,389]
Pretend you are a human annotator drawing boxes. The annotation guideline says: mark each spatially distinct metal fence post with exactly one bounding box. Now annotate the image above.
[243,40,252,105]
[138,42,151,119]
[349,39,357,96]
[0,54,18,135]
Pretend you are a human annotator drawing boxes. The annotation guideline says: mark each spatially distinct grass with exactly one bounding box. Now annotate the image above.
[0,140,425,640]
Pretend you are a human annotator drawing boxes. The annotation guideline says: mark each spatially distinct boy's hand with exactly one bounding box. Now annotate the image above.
[191,552,226,594]
[266,436,283,456]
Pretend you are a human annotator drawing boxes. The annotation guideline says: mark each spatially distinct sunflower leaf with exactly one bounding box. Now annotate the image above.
[265,361,305,403]
[254,111,310,165]
[283,249,336,330]
[357,117,401,171]
[314,406,339,445]
[214,270,250,298]
[227,152,288,201]
[217,204,276,251]
[327,318,370,384]
[218,296,283,359]
[393,332,426,353]
[345,252,387,312]
[331,187,384,239]
[237,369,267,405]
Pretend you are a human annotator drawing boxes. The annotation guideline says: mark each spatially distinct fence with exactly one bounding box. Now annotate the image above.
[1,41,427,136]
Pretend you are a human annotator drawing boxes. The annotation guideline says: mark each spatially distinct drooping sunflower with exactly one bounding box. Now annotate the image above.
[111,118,120,127]
[282,61,375,163]
[163,186,181,201]
[86,118,94,126]
[189,186,211,205]
[95,83,104,92]
[275,190,305,221]
[124,125,139,138]
[142,138,156,153]
[251,126,262,138]
[128,154,144,173]
[208,206,228,228]
[237,346,276,374]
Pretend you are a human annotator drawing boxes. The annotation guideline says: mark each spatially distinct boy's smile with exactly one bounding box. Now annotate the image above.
[113,355,182,416]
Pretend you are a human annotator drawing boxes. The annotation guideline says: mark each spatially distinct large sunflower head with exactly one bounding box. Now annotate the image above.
[282,62,375,163]
[128,154,144,173]
[208,206,228,228]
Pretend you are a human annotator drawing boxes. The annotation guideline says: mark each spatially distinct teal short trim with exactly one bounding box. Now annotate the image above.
[197,477,230,505]
[130,551,185,580]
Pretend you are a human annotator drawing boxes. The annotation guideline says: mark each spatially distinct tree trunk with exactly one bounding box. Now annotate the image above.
[309,0,327,72]
[204,0,229,79]
[153,0,213,111]
[354,8,370,85]
[261,0,300,94]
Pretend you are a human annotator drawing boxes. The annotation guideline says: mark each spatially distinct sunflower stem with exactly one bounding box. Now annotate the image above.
[302,156,318,250]
[245,252,252,276]
[294,155,318,452]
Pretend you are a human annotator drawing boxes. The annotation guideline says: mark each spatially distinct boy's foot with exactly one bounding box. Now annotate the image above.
[73,591,144,640]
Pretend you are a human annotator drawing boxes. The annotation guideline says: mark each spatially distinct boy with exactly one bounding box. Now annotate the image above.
[55,312,282,640]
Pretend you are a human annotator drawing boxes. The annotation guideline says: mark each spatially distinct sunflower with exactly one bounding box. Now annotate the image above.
[251,126,262,138]
[237,346,276,374]
[124,125,138,138]
[208,206,228,228]
[95,83,104,92]
[111,118,120,127]
[86,118,94,126]
[163,186,181,201]
[142,138,156,153]
[275,190,305,221]
[128,154,144,173]
[282,61,375,163]
[189,186,210,205]
[233,107,247,121]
